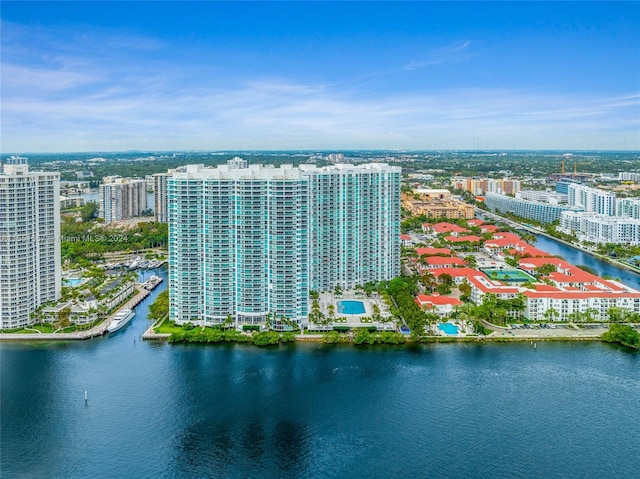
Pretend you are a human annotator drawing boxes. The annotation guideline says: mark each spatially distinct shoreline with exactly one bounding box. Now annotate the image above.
[5,328,637,350]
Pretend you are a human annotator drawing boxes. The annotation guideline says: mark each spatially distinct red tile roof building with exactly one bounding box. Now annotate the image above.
[415,247,452,257]
[415,294,463,315]
[422,222,470,236]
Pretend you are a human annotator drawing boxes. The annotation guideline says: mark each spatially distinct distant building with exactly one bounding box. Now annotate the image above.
[0,158,61,329]
[153,173,171,223]
[403,192,474,220]
[484,192,582,224]
[60,196,85,210]
[453,177,521,196]
[559,212,640,245]
[99,177,148,223]
[617,198,640,220]
[618,172,640,182]
[567,183,616,216]
[516,190,567,204]
[75,171,94,180]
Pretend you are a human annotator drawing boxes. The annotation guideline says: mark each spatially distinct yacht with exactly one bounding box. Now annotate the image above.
[107,309,135,334]
[128,256,144,270]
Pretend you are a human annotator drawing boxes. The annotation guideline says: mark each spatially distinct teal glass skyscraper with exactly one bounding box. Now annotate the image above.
[168,160,400,328]
[300,163,401,292]
[169,161,309,327]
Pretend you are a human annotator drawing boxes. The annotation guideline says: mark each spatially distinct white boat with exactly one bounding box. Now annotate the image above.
[128,256,144,270]
[107,309,135,333]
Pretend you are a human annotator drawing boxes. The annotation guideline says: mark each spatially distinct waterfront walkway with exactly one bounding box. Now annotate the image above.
[0,286,152,341]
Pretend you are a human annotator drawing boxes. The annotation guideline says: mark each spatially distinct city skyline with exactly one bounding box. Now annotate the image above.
[2,1,639,152]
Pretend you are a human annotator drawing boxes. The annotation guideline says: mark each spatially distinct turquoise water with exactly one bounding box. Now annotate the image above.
[438,322,459,334]
[64,278,84,287]
[337,300,366,315]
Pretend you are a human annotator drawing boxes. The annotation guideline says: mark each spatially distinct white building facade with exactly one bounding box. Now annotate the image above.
[153,172,170,223]
[567,183,616,216]
[99,177,148,223]
[559,211,640,245]
[0,159,61,329]
[484,192,581,224]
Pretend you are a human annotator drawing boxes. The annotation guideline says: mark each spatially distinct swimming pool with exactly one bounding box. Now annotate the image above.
[438,323,459,335]
[64,278,84,287]
[337,300,366,315]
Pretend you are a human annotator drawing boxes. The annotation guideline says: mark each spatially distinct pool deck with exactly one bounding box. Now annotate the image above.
[317,290,393,328]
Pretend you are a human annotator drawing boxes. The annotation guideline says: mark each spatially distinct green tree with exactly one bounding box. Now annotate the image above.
[55,306,72,331]
[80,201,99,222]
[607,307,628,323]
[602,324,640,349]
[544,307,560,322]
[535,263,557,276]
[458,281,472,299]
[372,303,381,322]
[464,255,477,268]
[148,290,169,321]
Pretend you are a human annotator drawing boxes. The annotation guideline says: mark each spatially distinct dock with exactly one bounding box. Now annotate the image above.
[0,284,154,342]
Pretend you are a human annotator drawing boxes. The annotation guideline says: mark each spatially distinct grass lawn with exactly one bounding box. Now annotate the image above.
[154,320,187,334]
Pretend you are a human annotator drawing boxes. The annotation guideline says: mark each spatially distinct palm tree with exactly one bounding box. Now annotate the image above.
[327,304,335,321]
[372,303,381,322]
[55,306,72,332]
[584,308,599,323]
[544,307,560,322]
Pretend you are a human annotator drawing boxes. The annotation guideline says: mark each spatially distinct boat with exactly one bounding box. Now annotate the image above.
[107,309,135,333]
[128,256,144,270]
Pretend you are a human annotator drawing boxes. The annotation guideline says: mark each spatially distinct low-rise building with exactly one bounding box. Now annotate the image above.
[402,193,474,220]
[415,295,462,315]
[559,212,640,245]
[422,222,470,236]
[415,247,452,257]
[421,256,466,269]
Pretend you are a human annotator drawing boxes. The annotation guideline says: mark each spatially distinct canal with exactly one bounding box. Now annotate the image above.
[534,234,640,290]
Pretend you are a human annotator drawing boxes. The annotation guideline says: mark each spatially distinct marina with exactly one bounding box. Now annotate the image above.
[0,270,165,342]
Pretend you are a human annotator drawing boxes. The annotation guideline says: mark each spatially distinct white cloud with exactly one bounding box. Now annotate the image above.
[1,22,638,152]
[404,40,472,70]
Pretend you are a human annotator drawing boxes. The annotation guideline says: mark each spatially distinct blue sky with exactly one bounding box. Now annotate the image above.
[1,1,639,152]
